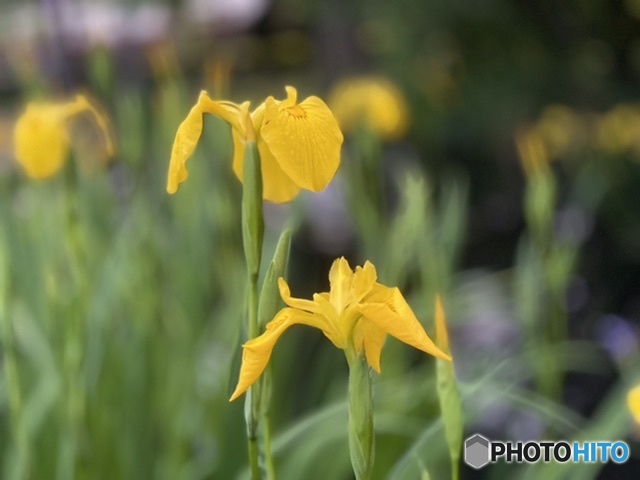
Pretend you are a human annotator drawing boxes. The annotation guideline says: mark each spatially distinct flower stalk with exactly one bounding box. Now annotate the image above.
[346,348,374,480]
[240,139,270,479]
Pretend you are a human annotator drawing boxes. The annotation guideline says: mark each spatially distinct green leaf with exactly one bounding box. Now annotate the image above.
[436,356,463,480]
[258,228,292,330]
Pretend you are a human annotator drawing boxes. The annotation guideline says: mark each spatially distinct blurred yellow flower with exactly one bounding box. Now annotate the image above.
[230,257,450,401]
[515,127,549,177]
[328,76,409,141]
[14,95,113,180]
[167,86,343,203]
[595,104,640,155]
[629,385,640,423]
[533,105,583,159]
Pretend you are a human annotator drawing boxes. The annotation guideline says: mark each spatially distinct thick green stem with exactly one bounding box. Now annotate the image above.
[241,140,269,479]
[347,350,374,480]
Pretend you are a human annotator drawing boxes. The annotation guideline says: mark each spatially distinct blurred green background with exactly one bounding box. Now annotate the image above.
[0,0,639,478]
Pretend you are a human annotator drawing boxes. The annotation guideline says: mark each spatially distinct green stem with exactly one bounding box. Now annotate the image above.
[259,402,276,479]
[346,349,374,480]
[241,140,269,479]
[57,157,86,480]
[247,426,261,480]
[245,273,261,480]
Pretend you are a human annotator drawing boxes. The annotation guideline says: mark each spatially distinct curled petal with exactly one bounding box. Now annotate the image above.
[278,279,343,347]
[229,307,333,401]
[278,278,320,313]
[72,95,114,157]
[261,87,343,192]
[359,286,451,361]
[167,97,204,194]
[167,93,248,194]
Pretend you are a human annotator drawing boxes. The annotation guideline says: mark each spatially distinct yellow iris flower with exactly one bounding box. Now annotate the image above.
[629,385,640,424]
[14,95,113,179]
[167,86,343,203]
[230,257,451,401]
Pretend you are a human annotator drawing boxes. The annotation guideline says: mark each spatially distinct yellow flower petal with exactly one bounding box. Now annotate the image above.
[353,319,386,373]
[167,92,249,194]
[359,286,451,361]
[352,261,378,303]
[278,277,321,313]
[629,385,640,423]
[230,102,302,203]
[257,141,302,203]
[260,86,343,192]
[278,278,344,347]
[328,257,355,312]
[230,127,246,183]
[229,307,333,401]
[14,103,70,179]
[166,97,204,194]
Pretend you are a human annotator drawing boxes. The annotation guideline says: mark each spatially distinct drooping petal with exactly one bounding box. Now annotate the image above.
[167,92,248,194]
[256,141,301,203]
[353,319,387,373]
[359,286,451,361]
[260,86,343,192]
[230,127,247,182]
[71,95,114,157]
[229,307,333,401]
[167,96,205,193]
[14,103,70,179]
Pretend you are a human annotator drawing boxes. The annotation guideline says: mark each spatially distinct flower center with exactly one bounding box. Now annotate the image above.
[286,105,307,119]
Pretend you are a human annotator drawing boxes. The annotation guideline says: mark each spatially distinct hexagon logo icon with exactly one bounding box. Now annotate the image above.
[465,434,490,469]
